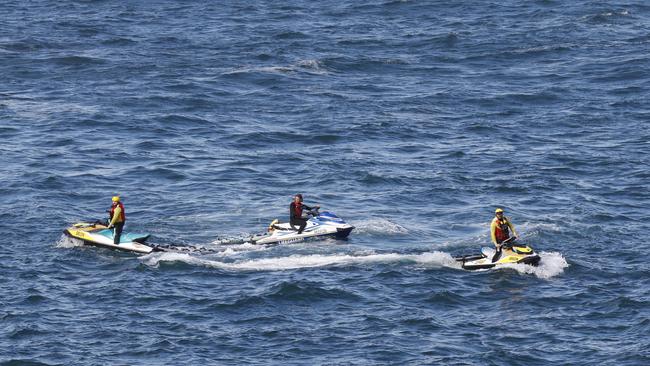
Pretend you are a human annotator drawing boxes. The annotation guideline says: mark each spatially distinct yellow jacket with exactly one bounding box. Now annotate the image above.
[490,216,517,245]
[109,204,125,226]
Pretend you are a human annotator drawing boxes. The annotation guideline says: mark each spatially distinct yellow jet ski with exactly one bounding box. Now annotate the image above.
[64,221,157,254]
[456,238,540,270]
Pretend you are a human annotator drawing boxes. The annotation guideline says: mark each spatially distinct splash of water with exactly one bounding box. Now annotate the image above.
[493,251,569,279]
[352,218,409,235]
[55,235,84,248]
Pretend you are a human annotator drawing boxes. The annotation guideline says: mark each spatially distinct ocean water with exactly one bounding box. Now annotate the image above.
[1,1,649,365]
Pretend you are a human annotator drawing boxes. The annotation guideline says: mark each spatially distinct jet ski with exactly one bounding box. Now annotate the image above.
[64,221,159,254]
[248,209,353,245]
[455,238,540,270]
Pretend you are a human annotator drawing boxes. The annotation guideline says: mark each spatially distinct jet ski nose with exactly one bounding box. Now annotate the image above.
[335,226,354,239]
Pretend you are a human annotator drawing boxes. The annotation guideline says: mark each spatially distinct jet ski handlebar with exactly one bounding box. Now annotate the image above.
[499,236,526,250]
[499,236,517,245]
[303,207,320,218]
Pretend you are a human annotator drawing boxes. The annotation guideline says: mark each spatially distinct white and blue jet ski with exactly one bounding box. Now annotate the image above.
[248,209,354,245]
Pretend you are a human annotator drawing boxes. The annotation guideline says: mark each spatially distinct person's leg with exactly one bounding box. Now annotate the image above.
[290,218,307,232]
[114,222,124,244]
[297,219,307,234]
[491,245,502,262]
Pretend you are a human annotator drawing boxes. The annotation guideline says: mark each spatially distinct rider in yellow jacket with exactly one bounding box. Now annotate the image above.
[108,196,126,244]
[490,208,518,262]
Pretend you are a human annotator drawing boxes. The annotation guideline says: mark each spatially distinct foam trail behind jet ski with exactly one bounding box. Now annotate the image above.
[352,218,408,235]
[150,241,272,257]
[140,250,568,279]
[140,251,461,271]
[210,242,272,257]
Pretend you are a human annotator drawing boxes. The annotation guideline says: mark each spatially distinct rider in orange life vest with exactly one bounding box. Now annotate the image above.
[490,208,518,262]
[289,194,319,234]
[108,196,126,244]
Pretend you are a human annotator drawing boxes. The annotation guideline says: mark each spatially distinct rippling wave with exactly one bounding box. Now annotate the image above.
[2,0,649,364]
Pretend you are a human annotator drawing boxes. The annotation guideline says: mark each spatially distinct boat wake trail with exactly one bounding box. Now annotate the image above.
[352,218,408,235]
[149,243,228,254]
[57,235,567,279]
[139,248,568,279]
[140,250,460,272]
[54,233,264,256]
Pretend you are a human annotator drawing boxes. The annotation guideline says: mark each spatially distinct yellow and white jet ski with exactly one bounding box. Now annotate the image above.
[456,239,540,270]
[64,221,158,254]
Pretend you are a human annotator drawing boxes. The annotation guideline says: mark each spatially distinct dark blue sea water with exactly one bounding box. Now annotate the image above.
[2,1,650,365]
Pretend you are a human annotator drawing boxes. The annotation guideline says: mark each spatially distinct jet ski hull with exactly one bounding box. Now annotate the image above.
[64,222,155,254]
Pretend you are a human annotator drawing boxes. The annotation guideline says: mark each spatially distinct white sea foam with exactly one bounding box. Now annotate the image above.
[296,59,328,74]
[140,249,569,277]
[296,59,322,69]
[495,251,569,279]
[222,66,290,75]
[209,242,271,257]
[4,99,98,120]
[140,250,459,271]
[224,59,328,76]
[352,218,409,235]
[55,235,84,248]
[518,221,563,233]
[410,251,462,269]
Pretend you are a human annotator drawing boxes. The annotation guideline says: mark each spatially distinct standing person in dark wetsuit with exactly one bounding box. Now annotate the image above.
[289,194,319,234]
[108,196,126,244]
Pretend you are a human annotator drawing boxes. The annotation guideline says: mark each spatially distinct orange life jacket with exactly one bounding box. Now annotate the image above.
[110,202,126,223]
[494,217,510,243]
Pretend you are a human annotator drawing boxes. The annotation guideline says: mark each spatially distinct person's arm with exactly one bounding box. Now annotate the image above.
[305,203,321,211]
[490,219,498,246]
[109,206,122,227]
[289,203,295,220]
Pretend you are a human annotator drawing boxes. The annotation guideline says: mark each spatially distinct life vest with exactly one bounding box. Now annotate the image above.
[494,217,510,243]
[110,202,126,223]
[293,202,303,219]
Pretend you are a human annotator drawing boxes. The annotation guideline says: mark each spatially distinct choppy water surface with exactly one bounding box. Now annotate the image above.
[1,1,649,365]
